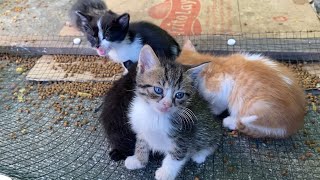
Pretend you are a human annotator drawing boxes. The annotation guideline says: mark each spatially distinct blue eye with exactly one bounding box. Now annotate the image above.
[175,92,185,99]
[154,87,163,95]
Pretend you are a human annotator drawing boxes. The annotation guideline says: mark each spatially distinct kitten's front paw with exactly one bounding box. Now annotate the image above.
[124,155,145,170]
[155,167,175,180]
[223,116,237,130]
[191,153,206,164]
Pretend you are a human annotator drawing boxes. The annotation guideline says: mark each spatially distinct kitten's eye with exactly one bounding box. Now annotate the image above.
[175,92,185,99]
[154,87,163,95]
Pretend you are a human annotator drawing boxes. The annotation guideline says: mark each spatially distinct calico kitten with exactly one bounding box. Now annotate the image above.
[178,39,306,138]
[70,0,180,71]
[124,45,221,180]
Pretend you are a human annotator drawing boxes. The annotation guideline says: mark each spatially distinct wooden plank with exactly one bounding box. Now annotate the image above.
[62,0,320,36]
[0,36,96,55]
[238,0,320,34]
[62,0,241,36]
[0,35,320,61]
[26,55,122,82]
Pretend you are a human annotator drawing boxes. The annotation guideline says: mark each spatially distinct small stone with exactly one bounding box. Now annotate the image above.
[73,38,81,45]
[227,38,236,46]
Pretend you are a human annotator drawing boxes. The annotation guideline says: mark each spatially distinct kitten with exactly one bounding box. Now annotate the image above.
[124,45,221,180]
[177,39,306,138]
[70,0,180,72]
[99,63,137,161]
[70,0,112,48]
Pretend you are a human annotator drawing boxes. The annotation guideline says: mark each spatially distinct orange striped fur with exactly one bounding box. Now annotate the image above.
[178,39,305,138]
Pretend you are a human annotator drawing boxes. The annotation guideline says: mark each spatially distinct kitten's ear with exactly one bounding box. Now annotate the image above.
[186,62,209,79]
[117,13,130,29]
[138,45,160,74]
[183,38,197,52]
[75,11,92,23]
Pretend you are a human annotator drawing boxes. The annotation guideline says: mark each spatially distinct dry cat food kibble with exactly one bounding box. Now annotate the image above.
[53,55,123,78]
[286,63,320,90]
[37,82,113,99]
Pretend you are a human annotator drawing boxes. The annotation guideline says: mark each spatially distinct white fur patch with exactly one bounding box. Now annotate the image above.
[243,53,263,61]
[128,96,174,153]
[243,54,293,86]
[240,115,258,124]
[223,116,237,130]
[97,18,143,63]
[104,37,143,63]
[125,155,145,170]
[97,18,103,40]
[191,147,214,164]
[155,155,188,180]
[198,75,234,115]
[240,115,286,137]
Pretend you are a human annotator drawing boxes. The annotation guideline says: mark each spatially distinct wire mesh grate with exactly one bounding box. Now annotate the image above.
[0,31,319,179]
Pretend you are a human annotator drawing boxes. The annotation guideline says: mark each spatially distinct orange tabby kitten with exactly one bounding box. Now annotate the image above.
[177,39,305,138]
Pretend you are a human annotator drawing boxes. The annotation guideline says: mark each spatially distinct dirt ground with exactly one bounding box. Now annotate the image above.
[0,0,73,36]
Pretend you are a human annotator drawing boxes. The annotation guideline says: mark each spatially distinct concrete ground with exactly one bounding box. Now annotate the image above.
[0,0,73,36]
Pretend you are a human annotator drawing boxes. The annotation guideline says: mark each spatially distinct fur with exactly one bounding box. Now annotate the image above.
[124,45,221,180]
[178,39,306,138]
[99,63,137,161]
[70,0,180,70]
[97,14,181,62]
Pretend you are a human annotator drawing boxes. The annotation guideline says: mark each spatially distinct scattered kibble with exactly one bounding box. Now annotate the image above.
[281,169,288,176]
[305,152,313,158]
[63,121,69,127]
[10,132,17,139]
[299,155,307,161]
[15,67,25,74]
[89,126,97,131]
[228,130,238,137]
[227,165,236,173]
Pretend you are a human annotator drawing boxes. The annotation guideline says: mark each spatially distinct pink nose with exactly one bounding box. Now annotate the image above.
[163,101,172,108]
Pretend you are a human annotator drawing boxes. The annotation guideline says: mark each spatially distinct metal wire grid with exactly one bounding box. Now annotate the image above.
[0,32,319,179]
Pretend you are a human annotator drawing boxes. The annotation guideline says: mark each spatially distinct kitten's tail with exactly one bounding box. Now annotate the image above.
[237,116,287,138]
[69,0,107,30]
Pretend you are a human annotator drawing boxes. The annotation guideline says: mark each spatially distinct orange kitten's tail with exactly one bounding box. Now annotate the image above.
[236,117,289,139]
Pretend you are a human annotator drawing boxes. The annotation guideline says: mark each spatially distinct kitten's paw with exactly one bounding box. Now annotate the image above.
[191,153,207,164]
[191,148,213,164]
[155,167,175,180]
[109,149,126,161]
[223,116,237,130]
[124,155,145,170]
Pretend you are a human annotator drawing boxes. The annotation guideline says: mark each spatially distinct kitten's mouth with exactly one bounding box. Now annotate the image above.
[96,47,111,56]
[159,107,170,113]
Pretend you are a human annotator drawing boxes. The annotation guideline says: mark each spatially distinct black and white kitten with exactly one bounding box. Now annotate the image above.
[124,45,221,180]
[70,0,112,48]
[70,0,180,72]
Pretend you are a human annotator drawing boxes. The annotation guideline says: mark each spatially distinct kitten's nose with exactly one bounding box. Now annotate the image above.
[162,100,172,108]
